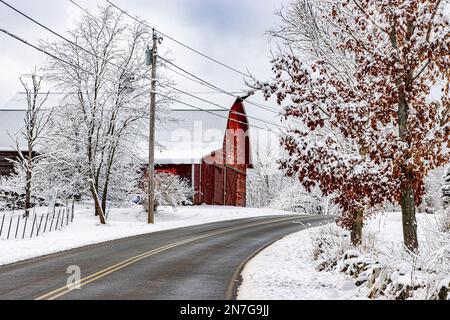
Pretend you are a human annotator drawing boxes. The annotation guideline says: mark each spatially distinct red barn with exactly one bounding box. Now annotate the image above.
[154,96,253,207]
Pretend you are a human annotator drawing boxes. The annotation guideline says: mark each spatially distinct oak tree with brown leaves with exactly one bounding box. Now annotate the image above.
[259,0,449,250]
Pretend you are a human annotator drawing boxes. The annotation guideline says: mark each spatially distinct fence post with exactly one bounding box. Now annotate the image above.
[49,211,56,232]
[55,209,61,231]
[60,209,65,228]
[43,212,50,234]
[14,215,21,239]
[22,216,28,239]
[7,215,13,239]
[30,214,37,238]
[36,214,44,236]
[71,198,75,222]
[0,214,5,238]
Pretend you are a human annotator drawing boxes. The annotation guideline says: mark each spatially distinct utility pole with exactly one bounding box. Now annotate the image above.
[146,29,162,224]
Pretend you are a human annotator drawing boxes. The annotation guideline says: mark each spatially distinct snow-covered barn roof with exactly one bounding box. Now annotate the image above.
[154,108,231,164]
[0,92,249,164]
[0,110,27,151]
[0,93,61,151]
[1,92,63,110]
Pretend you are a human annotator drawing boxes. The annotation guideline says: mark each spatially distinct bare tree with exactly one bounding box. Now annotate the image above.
[11,71,51,217]
[42,6,172,214]
[247,148,287,208]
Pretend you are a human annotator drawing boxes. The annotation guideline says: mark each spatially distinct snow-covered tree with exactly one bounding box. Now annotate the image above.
[269,181,339,215]
[258,0,387,245]
[247,148,288,208]
[419,166,446,213]
[247,147,338,215]
[259,0,449,251]
[41,6,171,214]
[8,71,52,216]
[443,166,450,207]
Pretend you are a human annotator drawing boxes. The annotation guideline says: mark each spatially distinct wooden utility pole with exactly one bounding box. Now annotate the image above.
[146,29,161,224]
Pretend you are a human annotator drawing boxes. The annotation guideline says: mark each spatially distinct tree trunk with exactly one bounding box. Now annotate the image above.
[401,178,418,251]
[89,179,106,225]
[24,169,32,218]
[351,209,363,246]
[101,148,117,215]
[101,179,109,215]
[24,150,33,218]
[398,95,419,252]
[93,178,100,217]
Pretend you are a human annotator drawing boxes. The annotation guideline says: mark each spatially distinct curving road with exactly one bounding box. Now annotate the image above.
[0,215,333,300]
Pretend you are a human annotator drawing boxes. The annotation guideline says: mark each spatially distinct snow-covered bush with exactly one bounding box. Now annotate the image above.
[155,173,194,208]
[309,213,450,300]
[0,171,22,195]
[246,144,339,215]
[141,173,194,211]
[310,224,352,271]
[270,183,339,215]
[419,167,446,213]
[247,165,338,215]
[436,209,450,233]
[443,166,450,208]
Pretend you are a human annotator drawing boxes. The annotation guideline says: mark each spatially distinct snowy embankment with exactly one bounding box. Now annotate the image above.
[0,204,297,266]
[238,211,450,300]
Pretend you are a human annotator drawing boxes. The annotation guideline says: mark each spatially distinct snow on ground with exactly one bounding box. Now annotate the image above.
[237,212,447,300]
[238,226,362,300]
[0,203,298,266]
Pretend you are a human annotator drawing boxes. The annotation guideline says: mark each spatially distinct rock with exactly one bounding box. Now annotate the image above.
[438,282,449,300]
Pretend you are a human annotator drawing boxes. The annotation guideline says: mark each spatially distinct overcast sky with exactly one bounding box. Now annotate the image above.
[0,0,285,120]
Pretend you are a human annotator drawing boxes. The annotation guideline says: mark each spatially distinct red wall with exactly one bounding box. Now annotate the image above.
[153,99,251,207]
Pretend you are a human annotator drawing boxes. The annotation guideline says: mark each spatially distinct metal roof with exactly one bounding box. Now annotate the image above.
[153,108,231,164]
[0,93,62,151]
[0,110,26,151]
[0,92,243,163]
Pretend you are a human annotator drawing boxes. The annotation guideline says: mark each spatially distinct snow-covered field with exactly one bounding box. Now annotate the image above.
[0,203,298,267]
[238,211,450,300]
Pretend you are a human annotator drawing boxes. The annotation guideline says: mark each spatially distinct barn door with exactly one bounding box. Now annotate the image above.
[202,164,215,204]
[213,166,224,205]
[225,169,238,206]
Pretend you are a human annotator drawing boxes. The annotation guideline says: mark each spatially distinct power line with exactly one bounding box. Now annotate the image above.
[69,0,281,118]
[0,27,273,133]
[160,82,287,130]
[0,0,154,83]
[105,0,251,78]
[180,91,246,95]
[0,27,94,78]
[64,0,283,126]
[0,0,280,131]
[156,92,269,131]
[161,56,281,114]
[100,0,282,115]
[160,56,281,115]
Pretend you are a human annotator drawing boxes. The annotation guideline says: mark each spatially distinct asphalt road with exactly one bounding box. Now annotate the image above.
[0,215,333,300]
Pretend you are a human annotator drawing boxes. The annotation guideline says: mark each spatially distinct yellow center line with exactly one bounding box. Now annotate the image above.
[35,216,302,300]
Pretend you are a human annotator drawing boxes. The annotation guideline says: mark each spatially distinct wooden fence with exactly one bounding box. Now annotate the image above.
[0,206,74,240]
